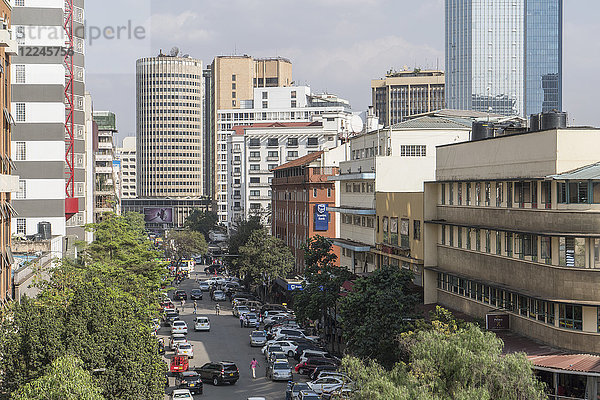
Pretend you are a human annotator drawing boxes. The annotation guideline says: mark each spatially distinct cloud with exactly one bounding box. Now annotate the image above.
[149,11,213,43]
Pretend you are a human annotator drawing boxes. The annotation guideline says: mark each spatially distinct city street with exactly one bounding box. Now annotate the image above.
[162,267,292,400]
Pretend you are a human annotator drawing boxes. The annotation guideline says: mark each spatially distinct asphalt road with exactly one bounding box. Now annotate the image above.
[161,267,297,400]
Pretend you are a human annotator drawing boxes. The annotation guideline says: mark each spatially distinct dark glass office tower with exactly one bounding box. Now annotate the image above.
[446,0,562,117]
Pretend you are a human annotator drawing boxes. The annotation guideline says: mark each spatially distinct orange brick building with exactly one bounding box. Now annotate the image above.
[272,151,341,273]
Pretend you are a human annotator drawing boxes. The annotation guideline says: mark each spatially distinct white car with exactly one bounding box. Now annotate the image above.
[171,320,188,335]
[262,340,298,357]
[212,290,226,301]
[194,316,210,332]
[171,389,193,399]
[272,327,306,341]
[250,330,267,347]
[315,371,351,381]
[307,376,352,395]
[176,342,194,359]
[233,305,250,317]
[198,281,211,291]
[170,334,187,351]
[300,349,331,363]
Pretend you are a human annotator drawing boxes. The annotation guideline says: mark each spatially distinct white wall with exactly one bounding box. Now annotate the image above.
[11,64,65,85]
[15,25,65,47]
[12,217,66,237]
[12,141,64,161]
[22,179,64,200]
[12,0,63,8]
[253,86,310,108]
[12,102,65,124]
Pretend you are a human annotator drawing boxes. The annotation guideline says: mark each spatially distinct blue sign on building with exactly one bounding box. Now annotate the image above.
[314,204,329,231]
[287,283,303,291]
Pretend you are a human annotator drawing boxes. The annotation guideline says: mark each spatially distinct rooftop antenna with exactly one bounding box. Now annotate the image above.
[169,46,179,57]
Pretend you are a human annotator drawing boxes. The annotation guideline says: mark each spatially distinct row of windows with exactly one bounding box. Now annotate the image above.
[440,181,554,208]
[344,182,374,193]
[342,214,375,229]
[437,272,593,331]
[138,87,200,94]
[439,224,600,269]
[248,137,320,147]
[381,217,420,248]
[139,124,200,129]
[400,145,427,157]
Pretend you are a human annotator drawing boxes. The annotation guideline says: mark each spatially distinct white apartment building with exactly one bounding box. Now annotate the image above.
[329,113,474,275]
[12,0,89,243]
[118,137,137,199]
[226,121,343,230]
[92,111,119,222]
[216,86,356,223]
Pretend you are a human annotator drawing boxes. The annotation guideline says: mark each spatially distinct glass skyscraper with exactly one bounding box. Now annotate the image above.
[445,0,562,117]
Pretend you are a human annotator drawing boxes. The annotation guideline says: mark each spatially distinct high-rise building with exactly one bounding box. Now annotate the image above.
[92,112,119,221]
[136,52,204,198]
[209,55,292,202]
[117,137,137,199]
[371,70,445,127]
[445,0,562,117]
[12,1,88,245]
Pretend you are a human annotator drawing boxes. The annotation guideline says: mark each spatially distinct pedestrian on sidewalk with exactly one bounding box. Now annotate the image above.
[193,301,197,314]
[181,299,186,311]
[215,303,220,315]
[250,358,259,379]
[240,314,244,328]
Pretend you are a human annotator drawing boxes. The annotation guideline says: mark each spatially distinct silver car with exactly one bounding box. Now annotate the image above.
[212,290,226,301]
[250,330,267,347]
[267,360,292,381]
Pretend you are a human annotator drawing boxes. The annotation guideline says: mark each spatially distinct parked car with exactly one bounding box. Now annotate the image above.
[272,328,307,341]
[268,351,287,365]
[286,382,310,400]
[169,355,189,374]
[293,343,324,361]
[190,289,203,300]
[295,358,338,375]
[311,365,342,381]
[212,290,226,301]
[299,349,332,363]
[170,334,188,351]
[263,344,283,360]
[233,305,250,318]
[164,310,180,327]
[198,281,211,291]
[176,342,194,359]
[175,371,203,395]
[195,361,239,386]
[261,303,288,314]
[265,340,298,357]
[173,290,187,301]
[194,316,210,332]
[266,360,292,381]
[171,320,188,335]
[243,313,259,327]
[170,388,193,399]
[308,376,354,396]
[250,330,267,347]
[298,391,321,400]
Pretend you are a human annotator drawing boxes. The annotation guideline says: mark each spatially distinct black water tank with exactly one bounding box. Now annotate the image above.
[529,113,541,132]
[38,221,51,240]
[540,111,567,130]
[472,121,494,141]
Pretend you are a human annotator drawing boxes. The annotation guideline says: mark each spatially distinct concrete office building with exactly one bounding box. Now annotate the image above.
[92,111,119,221]
[12,0,88,247]
[445,0,562,116]
[215,85,354,224]
[328,112,471,277]
[371,70,445,127]
[272,148,345,272]
[209,55,292,202]
[117,137,137,199]
[136,52,204,198]
[226,121,342,230]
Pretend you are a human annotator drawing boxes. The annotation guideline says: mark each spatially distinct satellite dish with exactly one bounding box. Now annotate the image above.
[182,54,190,58]
[350,115,364,133]
[170,46,180,57]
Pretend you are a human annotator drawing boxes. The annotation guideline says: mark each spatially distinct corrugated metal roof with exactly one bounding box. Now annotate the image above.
[390,115,472,130]
[272,151,324,171]
[528,354,600,374]
[548,162,600,180]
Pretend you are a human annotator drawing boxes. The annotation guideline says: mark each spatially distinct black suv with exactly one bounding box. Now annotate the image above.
[175,371,203,395]
[173,290,187,301]
[195,361,239,386]
[190,289,203,300]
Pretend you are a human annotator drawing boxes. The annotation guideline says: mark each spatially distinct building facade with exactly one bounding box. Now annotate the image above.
[371,70,445,127]
[136,53,204,198]
[92,111,119,221]
[424,127,600,355]
[271,149,344,272]
[445,0,562,116]
[118,137,137,199]
[215,85,354,224]
[209,55,293,202]
[226,121,343,230]
[121,197,211,233]
[12,0,88,244]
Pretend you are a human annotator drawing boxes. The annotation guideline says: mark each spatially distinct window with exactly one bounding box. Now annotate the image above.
[249,164,260,171]
[313,188,317,198]
[250,190,260,197]
[448,183,454,205]
[262,92,268,99]
[485,182,491,206]
[413,220,421,240]
[541,181,552,207]
[232,100,236,107]
[441,183,446,204]
[268,164,277,170]
[291,100,297,108]
[441,225,446,245]
[383,217,389,243]
[475,182,481,205]
[17,180,26,199]
[475,229,480,251]
[400,218,409,248]
[449,226,454,246]
[262,101,268,108]
[466,228,472,249]
[558,182,590,204]
[287,138,298,146]
[559,304,583,330]
[505,233,513,257]
[541,236,552,264]
[559,237,585,267]
[485,230,490,252]
[231,92,236,99]
[466,183,471,205]
[16,218,26,234]
[250,177,260,184]
[287,151,298,158]
[15,142,26,161]
[15,103,25,122]
[457,226,462,248]
[15,65,25,83]
[249,138,260,147]
[327,188,331,197]
[307,137,318,146]
[232,83,236,90]
[249,151,260,158]
[232,74,236,81]
[267,138,278,147]
[400,145,426,156]
[496,231,502,255]
[507,182,513,207]
[457,183,462,205]
[496,182,503,207]
[390,217,399,246]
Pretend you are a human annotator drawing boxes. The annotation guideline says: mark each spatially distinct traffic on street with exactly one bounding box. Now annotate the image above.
[158,263,352,400]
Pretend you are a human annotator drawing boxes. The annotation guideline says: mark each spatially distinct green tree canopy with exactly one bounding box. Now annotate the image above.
[339,266,419,368]
[184,209,218,239]
[228,216,263,257]
[237,228,294,287]
[11,356,104,400]
[166,229,208,261]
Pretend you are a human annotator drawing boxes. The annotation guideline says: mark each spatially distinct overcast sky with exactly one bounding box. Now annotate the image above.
[85,0,600,145]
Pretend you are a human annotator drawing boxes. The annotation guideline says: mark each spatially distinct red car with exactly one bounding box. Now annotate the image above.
[295,357,338,375]
[170,355,189,374]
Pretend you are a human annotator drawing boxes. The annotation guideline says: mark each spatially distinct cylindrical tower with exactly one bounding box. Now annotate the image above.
[136,53,204,198]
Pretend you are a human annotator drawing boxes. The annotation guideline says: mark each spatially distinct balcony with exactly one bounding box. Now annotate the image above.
[233,160,241,165]
[249,169,270,174]
[249,182,269,188]
[233,171,241,177]
[95,154,113,162]
[232,183,241,188]
[267,156,279,161]
[233,195,241,200]
[233,147,242,153]
[286,156,298,161]
[98,142,113,150]
[250,195,271,201]
[95,166,112,174]
[248,157,261,162]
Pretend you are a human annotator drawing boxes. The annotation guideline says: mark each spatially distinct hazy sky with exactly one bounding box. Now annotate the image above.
[85,0,600,145]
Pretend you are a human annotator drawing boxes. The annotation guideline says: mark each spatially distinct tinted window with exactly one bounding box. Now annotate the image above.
[223,364,237,372]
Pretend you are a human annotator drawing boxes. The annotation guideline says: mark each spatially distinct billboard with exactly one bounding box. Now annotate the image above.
[144,208,173,223]
[314,204,329,231]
